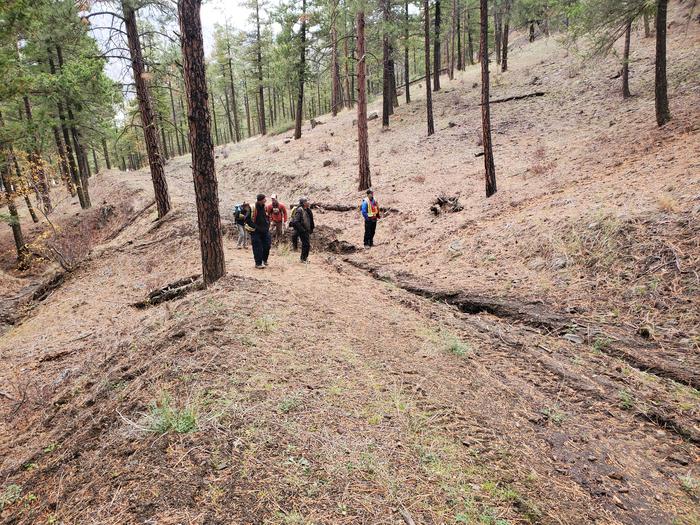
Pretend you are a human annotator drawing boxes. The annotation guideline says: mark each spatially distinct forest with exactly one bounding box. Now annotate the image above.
[1,0,699,523]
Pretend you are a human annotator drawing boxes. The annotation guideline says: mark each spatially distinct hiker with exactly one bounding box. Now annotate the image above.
[265,194,288,246]
[290,197,314,262]
[245,194,271,269]
[234,202,250,249]
[361,188,380,248]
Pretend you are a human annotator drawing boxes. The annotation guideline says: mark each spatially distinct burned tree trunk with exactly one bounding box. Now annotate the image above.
[433,0,441,91]
[622,19,632,99]
[654,0,670,126]
[356,10,371,191]
[424,0,435,136]
[456,0,462,70]
[480,0,496,197]
[178,0,226,286]
[295,0,307,140]
[123,1,171,218]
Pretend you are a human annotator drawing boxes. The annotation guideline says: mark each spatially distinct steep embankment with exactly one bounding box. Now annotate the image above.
[1,5,699,525]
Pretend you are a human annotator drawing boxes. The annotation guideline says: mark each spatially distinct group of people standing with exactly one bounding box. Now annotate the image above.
[233,194,315,268]
[232,188,380,269]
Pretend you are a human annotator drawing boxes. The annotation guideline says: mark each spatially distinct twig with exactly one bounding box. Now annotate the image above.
[398,506,416,525]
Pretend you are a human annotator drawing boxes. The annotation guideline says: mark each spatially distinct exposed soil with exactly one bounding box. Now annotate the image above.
[1,5,699,525]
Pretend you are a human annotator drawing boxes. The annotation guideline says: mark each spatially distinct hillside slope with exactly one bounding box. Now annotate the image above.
[1,6,699,525]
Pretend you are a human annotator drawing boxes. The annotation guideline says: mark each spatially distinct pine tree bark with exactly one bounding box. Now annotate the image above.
[254,0,267,135]
[450,0,457,78]
[295,0,307,140]
[433,0,441,91]
[480,0,496,197]
[123,1,171,218]
[92,148,99,173]
[222,64,235,141]
[501,0,511,72]
[622,19,632,99]
[494,9,501,66]
[102,138,111,169]
[209,80,220,145]
[404,0,411,103]
[382,0,392,127]
[243,75,252,137]
[158,112,170,158]
[331,0,341,116]
[1,156,26,260]
[178,0,226,286]
[343,7,354,108]
[67,106,92,208]
[424,0,435,136]
[389,55,399,108]
[654,0,670,126]
[356,10,371,191]
[22,96,52,214]
[466,8,474,65]
[168,80,183,155]
[456,0,462,70]
[52,125,74,195]
[12,155,39,223]
[226,53,242,142]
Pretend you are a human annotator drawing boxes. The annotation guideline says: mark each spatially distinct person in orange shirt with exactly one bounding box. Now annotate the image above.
[265,194,288,247]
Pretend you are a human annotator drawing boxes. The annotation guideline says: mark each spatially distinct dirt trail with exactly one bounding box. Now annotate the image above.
[1,165,698,524]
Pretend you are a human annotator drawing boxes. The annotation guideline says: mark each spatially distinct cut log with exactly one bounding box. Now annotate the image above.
[482,91,546,105]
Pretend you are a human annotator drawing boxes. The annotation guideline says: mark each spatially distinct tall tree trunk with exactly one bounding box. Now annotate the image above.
[102,138,111,169]
[92,148,99,173]
[168,80,183,155]
[255,0,267,135]
[655,0,670,126]
[209,80,220,145]
[67,105,92,208]
[382,0,392,127]
[178,0,226,286]
[52,125,74,196]
[466,8,474,65]
[456,0,462,70]
[622,19,632,99]
[404,0,411,103]
[389,55,399,108]
[501,0,511,72]
[424,0,435,136]
[343,7,354,108]
[0,156,27,260]
[433,0,441,91]
[331,0,341,116]
[12,156,39,223]
[226,54,242,142]
[450,0,457,78]
[494,9,501,66]
[22,97,52,214]
[480,0,496,197]
[294,0,307,140]
[123,1,171,218]
[57,101,85,207]
[356,10,371,191]
[158,112,170,158]
[243,75,252,138]
[222,64,235,141]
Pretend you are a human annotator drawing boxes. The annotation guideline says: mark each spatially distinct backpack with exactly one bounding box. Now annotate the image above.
[233,204,243,219]
[289,206,298,226]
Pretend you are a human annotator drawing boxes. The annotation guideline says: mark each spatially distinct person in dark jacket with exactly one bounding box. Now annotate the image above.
[246,194,271,268]
[234,202,250,249]
[290,197,314,262]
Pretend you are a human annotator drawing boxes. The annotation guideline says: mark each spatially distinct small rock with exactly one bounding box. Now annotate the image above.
[367,112,378,121]
[322,159,332,167]
[472,82,478,89]
[588,455,597,462]
[448,121,457,128]
[284,139,291,144]
[608,472,625,481]
[271,146,280,153]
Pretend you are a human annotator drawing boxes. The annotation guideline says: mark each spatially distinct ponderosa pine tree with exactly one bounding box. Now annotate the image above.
[356,9,371,191]
[433,0,441,91]
[295,0,307,140]
[178,0,226,286]
[404,0,411,103]
[654,0,670,126]
[480,0,496,197]
[382,0,392,127]
[122,0,171,218]
[424,0,435,135]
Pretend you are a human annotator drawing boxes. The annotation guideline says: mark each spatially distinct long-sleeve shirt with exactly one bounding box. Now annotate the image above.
[245,202,269,233]
[265,201,288,223]
[361,197,379,221]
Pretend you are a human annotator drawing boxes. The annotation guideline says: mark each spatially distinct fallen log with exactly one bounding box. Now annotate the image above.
[132,274,203,309]
[482,91,546,105]
[313,202,401,214]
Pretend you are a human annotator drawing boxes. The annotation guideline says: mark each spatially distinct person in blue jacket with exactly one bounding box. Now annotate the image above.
[361,188,380,248]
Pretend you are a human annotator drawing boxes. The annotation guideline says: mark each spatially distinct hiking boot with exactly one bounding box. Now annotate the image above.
[255,265,265,269]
